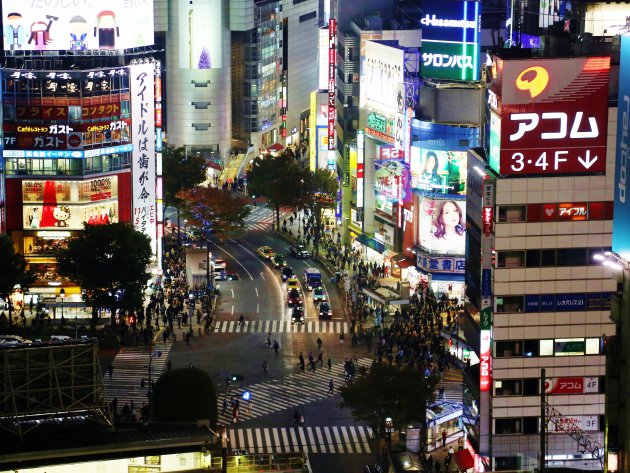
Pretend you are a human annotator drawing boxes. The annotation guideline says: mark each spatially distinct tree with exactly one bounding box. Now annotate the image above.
[151,367,218,425]
[177,186,251,241]
[55,223,153,327]
[339,363,439,440]
[162,144,207,236]
[300,169,339,253]
[0,235,36,327]
[246,152,303,227]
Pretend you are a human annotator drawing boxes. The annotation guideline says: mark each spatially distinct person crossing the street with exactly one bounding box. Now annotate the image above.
[262,360,269,375]
[327,378,334,395]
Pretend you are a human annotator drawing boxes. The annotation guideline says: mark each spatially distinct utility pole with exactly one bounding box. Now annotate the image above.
[540,368,546,473]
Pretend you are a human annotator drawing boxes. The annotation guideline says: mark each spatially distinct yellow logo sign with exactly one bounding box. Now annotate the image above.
[515,66,549,98]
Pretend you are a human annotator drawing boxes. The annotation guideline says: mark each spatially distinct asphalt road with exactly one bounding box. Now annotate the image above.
[167,205,377,473]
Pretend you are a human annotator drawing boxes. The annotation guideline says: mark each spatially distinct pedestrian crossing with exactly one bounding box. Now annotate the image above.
[211,319,349,334]
[245,207,274,231]
[217,357,373,425]
[226,425,373,454]
[103,338,173,408]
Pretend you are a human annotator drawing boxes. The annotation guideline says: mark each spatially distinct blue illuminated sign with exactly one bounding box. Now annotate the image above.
[3,144,134,159]
[613,35,630,260]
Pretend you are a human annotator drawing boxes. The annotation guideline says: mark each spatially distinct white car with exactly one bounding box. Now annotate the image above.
[0,335,33,346]
[213,259,227,270]
[50,335,72,343]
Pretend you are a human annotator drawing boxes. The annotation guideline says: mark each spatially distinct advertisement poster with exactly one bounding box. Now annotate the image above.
[178,0,222,69]
[23,201,118,230]
[411,149,467,194]
[374,159,409,202]
[2,0,154,51]
[419,197,466,255]
[493,56,610,176]
[22,177,118,203]
[362,40,405,111]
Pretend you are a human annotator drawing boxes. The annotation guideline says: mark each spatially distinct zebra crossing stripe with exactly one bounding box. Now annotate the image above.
[212,320,350,334]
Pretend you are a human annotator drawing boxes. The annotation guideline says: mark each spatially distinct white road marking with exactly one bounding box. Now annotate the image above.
[217,244,254,280]
[231,305,234,315]
[255,287,259,297]
[231,288,234,298]
[260,272,265,280]
[256,304,260,314]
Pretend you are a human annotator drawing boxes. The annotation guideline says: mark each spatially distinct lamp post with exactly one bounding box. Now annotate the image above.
[59,288,67,336]
[385,416,393,467]
[595,250,629,473]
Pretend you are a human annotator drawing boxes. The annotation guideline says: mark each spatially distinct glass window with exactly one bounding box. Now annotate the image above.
[525,250,541,267]
[495,340,522,358]
[496,296,524,313]
[557,248,587,266]
[495,418,521,435]
[68,106,82,121]
[540,339,554,356]
[497,251,525,268]
[3,105,15,120]
[586,338,600,355]
[495,379,522,396]
[498,205,526,222]
[541,249,556,266]
[524,340,539,357]
[120,100,130,118]
[523,417,538,434]
[523,378,539,396]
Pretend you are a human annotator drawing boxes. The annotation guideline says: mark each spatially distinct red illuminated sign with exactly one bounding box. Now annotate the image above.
[558,203,588,221]
[479,330,492,392]
[544,376,598,394]
[526,201,612,222]
[482,206,493,235]
[494,57,610,176]
[379,146,404,161]
[327,19,336,152]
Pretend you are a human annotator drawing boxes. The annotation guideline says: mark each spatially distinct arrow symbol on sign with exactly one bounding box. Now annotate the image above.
[577,150,598,169]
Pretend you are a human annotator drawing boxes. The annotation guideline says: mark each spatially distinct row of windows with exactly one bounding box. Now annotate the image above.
[496,292,611,313]
[497,247,611,268]
[497,202,613,223]
[5,154,130,177]
[494,376,604,396]
[299,11,317,22]
[494,416,603,435]
[495,338,603,358]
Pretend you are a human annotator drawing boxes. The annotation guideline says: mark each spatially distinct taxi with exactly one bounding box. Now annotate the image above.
[286,277,301,293]
[257,246,275,260]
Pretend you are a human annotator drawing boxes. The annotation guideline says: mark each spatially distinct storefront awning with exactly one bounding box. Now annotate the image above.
[355,234,385,254]
[395,257,415,269]
[266,143,285,153]
[454,449,475,471]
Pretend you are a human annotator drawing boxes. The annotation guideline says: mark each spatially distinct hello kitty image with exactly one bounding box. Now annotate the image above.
[53,206,71,227]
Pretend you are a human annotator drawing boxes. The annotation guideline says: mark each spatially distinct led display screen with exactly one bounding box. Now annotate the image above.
[410,148,467,194]
[419,197,466,255]
[178,0,222,69]
[2,0,154,51]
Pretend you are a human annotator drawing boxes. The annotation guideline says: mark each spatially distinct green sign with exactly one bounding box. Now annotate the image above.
[421,40,479,81]
[480,307,492,330]
[555,340,585,355]
[488,112,501,174]
[367,113,392,135]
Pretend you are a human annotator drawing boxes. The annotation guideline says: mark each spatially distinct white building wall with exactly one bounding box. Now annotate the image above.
[165,0,232,162]
[282,0,320,145]
[489,107,618,469]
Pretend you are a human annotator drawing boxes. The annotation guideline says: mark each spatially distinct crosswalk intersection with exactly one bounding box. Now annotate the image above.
[245,206,274,231]
[217,358,373,425]
[104,340,174,407]
[211,319,349,334]
[226,425,373,454]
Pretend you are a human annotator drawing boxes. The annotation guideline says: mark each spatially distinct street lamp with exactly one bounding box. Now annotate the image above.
[385,417,393,460]
[58,288,67,335]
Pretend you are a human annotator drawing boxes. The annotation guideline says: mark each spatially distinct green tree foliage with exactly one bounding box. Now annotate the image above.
[246,152,303,227]
[55,223,153,327]
[0,235,36,327]
[151,367,218,425]
[339,362,439,438]
[162,145,207,208]
[177,186,251,241]
[300,169,339,252]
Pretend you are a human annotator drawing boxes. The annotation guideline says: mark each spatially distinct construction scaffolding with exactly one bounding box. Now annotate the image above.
[0,339,112,441]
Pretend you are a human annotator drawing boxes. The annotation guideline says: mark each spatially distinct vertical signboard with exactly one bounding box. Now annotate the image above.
[131,63,157,255]
[327,19,337,169]
[357,130,364,209]
[420,0,480,81]
[318,27,329,90]
[613,35,630,260]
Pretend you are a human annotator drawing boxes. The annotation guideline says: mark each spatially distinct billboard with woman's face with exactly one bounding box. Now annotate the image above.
[410,148,467,194]
[419,197,466,256]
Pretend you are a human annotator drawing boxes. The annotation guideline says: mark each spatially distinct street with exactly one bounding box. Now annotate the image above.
[166,204,377,473]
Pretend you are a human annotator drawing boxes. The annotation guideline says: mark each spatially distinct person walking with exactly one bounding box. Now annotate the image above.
[273,340,280,355]
[441,429,447,447]
[327,357,332,371]
[327,378,334,395]
[316,337,323,351]
[262,360,269,375]
[317,351,323,367]
[339,331,345,344]
[238,314,245,326]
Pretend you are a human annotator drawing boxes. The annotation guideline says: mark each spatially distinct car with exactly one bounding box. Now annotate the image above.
[214,269,228,281]
[289,244,310,258]
[281,266,295,282]
[318,302,332,320]
[291,306,305,325]
[227,273,240,281]
[286,277,301,293]
[0,334,33,346]
[287,289,303,307]
[213,258,227,270]
[364,465,383,473]
[273,253,287,268]
[312,287,327,304]
[50,335,72,343]
[257,246,275,260]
